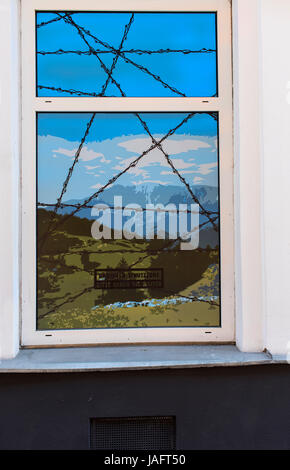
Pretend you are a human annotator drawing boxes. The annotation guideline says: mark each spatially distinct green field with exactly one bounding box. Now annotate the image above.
[37,209,220,330]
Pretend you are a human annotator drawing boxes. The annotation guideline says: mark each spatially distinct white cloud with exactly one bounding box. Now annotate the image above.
[53,146,109,163]
[161,168,198,176]
[133,180,169,186]
[90,183,103,189]
[128,167,150,178]
[161,163,217,177]
[118,136,210,155]
[169,158,196,170]
[39,133,218,202]
[211,138,218,152]
[193,176,204,184]
[85,165,100,170]
[114,135,214,174]
[197,162,217,175]
[114,153,195,174]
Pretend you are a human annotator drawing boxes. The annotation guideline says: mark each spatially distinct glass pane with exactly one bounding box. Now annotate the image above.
[37,112,220,330]
[36,12,217,97]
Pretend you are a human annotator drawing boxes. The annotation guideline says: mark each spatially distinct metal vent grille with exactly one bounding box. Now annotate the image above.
[90,416,176,450]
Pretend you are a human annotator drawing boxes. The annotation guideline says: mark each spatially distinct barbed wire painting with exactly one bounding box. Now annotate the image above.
[36,12,217,97]
[37,112,220,330]
[35,11,220,330]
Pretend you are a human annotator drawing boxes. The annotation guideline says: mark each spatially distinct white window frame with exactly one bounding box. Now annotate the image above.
[21,0,234,347]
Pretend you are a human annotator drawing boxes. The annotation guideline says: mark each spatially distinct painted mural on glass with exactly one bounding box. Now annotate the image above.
[36,12,217,97]
[37,112,220,329]
[36,11,220,329]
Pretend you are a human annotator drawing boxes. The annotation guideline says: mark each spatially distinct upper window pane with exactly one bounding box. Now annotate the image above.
[36,12,217,97]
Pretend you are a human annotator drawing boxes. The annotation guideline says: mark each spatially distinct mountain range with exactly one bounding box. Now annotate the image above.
[43,183,219,248]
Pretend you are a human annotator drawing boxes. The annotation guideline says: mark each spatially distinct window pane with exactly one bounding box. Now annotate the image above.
[36,12,217,97]
[37,112,220,330]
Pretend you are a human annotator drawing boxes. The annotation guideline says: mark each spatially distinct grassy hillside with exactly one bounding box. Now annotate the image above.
[37,209,220,330]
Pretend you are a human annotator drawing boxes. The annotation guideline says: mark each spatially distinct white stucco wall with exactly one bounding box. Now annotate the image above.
[260,0,290,355]
[0,0,20,359]
[233,0,265,353]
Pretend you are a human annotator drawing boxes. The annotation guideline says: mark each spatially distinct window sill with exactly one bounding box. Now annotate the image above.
[0,345,283,373]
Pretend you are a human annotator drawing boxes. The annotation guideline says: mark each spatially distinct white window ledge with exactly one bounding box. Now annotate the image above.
[0,345,285,373]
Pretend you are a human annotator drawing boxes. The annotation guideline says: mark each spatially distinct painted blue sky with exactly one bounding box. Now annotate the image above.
[36,12,217,97]
[37,112,218,204]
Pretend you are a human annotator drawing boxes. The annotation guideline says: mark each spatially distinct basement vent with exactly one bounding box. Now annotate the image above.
[90,416,176,450]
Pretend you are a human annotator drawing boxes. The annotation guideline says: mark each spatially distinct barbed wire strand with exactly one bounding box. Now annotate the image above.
[38,85,101,96]
[37,47,216,56]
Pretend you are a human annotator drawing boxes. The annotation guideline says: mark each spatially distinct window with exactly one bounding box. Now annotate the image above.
[21,0,234,346]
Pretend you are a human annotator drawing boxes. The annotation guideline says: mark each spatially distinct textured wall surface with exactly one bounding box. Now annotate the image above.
[0,365,289,450]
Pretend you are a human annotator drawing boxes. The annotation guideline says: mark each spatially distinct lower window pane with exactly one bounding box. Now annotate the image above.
[37,112,220,330]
